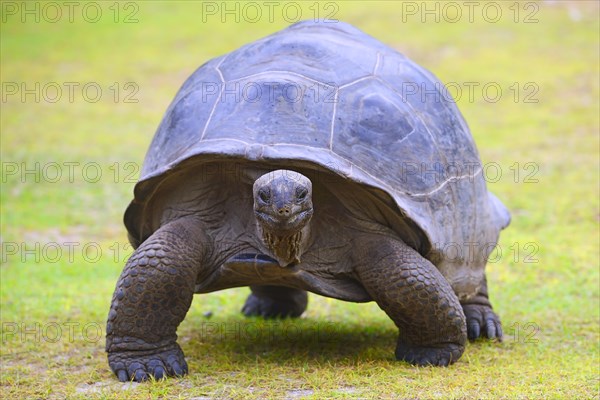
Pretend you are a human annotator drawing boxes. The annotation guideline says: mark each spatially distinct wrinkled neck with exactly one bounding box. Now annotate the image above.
[258,224,310,267]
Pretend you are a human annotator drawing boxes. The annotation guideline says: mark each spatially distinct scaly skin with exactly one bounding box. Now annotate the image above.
[354,237,467,366]
[107,166,501,380]
[460,277,503,341]
[242,285,308,318]
[106,217,211,381]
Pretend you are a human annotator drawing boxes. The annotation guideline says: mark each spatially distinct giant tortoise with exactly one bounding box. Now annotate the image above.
[106,20,510,381]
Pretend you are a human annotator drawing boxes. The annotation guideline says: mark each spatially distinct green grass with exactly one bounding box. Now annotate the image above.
[1,1,599,398]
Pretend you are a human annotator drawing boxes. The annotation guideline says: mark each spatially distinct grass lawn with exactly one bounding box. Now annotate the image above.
[1,1,598,398]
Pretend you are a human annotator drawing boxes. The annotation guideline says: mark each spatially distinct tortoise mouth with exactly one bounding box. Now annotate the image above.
[255,209,313,234]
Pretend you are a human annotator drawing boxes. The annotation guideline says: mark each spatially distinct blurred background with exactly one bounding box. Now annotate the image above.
[1,1,598,398]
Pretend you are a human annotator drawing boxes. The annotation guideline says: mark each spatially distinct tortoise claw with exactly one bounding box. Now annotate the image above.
[463,304,503,342]
[108,342,188,382]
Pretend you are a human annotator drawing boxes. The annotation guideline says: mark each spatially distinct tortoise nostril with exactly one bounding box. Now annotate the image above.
[278,207,291,216]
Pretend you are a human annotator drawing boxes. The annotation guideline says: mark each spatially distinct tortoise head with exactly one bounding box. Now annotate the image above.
[253,169,313,234]
[253,170,313,265]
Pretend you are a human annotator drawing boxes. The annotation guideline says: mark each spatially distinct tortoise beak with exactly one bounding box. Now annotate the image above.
[255,208,313,234]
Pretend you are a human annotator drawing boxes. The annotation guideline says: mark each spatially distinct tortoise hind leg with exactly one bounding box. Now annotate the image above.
[242,285,308,318]
[354,237,467,366]
[461,276,503,341]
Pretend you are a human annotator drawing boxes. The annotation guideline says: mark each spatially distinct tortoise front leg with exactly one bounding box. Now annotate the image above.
[354,237,467,366]
[106,217,212,381]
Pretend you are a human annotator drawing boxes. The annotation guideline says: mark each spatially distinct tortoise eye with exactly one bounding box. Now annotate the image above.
[258,189,271,203]
[296,188,308,202]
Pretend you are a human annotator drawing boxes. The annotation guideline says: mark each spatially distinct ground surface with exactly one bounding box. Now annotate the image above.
[1,1,599,399]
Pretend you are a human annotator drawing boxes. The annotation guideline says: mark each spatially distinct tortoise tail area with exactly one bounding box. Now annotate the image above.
[488,192,511,231]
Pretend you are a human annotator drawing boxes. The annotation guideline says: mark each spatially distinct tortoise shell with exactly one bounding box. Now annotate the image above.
[125,20,510,299]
